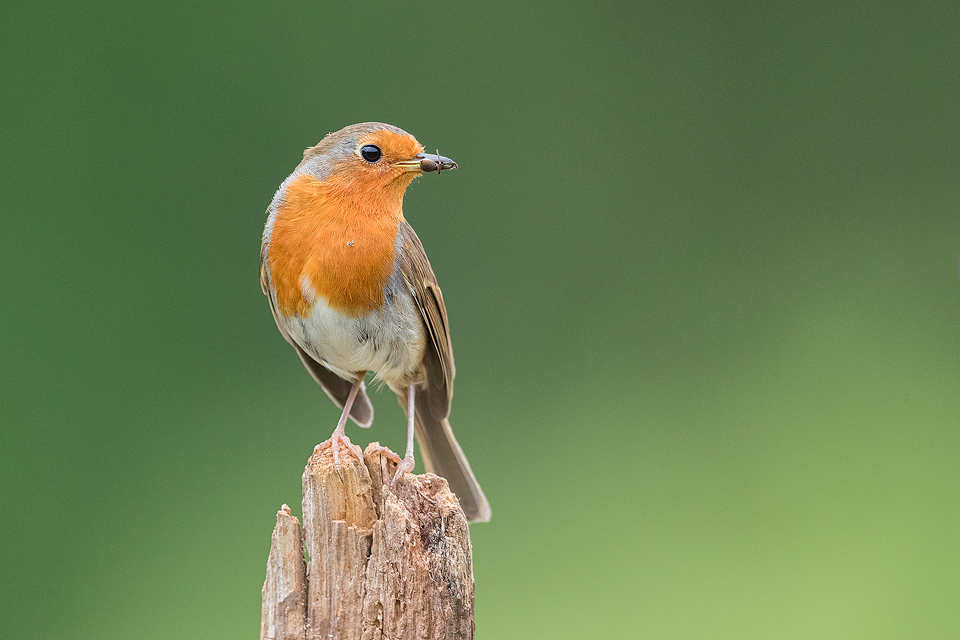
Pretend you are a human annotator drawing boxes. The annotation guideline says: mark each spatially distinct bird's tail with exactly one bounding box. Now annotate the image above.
[400,390,491,523]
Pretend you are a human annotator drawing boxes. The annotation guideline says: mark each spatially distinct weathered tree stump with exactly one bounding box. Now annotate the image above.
[261,443,475,640]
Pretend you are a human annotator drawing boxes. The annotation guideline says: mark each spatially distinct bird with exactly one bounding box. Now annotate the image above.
[260,122,491,522]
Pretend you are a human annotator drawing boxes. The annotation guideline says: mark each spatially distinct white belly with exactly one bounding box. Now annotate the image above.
[279,272,426,387]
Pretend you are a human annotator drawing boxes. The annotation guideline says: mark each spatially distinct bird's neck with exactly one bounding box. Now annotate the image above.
[268,173,410,318]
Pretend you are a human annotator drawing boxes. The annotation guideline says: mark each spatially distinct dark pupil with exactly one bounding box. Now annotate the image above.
[360,145,382,162]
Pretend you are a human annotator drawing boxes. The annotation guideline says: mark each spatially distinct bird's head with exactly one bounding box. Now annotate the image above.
[295,122,456,204]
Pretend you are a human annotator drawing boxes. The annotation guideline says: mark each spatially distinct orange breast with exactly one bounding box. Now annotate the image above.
[267,173,402,318]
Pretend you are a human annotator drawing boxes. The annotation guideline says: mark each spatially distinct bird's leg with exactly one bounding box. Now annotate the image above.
[313,376,364,477]
[390,382,417,488]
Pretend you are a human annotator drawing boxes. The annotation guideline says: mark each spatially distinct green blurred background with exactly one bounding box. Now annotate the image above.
[3,1,959,637]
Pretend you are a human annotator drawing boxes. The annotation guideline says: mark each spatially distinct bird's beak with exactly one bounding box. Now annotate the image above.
[397,152,458,174]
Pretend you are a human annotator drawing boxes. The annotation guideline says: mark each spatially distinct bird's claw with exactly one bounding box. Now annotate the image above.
[365,446,413,489]
[389,453,415,489]
[314,433,363,479]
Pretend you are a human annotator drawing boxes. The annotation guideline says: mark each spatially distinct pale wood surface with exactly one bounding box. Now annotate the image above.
[261,442,475,640]
[261,505,307,640]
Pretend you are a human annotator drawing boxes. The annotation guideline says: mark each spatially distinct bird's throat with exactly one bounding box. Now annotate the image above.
[268,173,405,318]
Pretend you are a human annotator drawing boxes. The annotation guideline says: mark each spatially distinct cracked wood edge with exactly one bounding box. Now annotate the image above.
[261,505,307,640]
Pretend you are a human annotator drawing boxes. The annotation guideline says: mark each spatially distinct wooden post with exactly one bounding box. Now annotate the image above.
[261,443,476,640]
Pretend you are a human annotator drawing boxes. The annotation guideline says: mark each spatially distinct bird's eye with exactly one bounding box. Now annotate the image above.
[360,145,382,163]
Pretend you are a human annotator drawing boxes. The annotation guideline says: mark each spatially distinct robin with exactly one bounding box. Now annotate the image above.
[260,122,491,522]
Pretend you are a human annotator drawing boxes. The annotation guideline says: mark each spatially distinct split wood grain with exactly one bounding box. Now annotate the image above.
[261,504,307,640]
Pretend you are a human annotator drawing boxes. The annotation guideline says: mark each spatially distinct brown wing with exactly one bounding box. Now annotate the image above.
[397,221,455,419]
[260,243,374,427]
[396,222,489,521]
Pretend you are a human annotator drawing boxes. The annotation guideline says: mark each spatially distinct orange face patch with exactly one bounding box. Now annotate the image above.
[267,173,406,318]
[358,129,424,165]
[320,129,425,189]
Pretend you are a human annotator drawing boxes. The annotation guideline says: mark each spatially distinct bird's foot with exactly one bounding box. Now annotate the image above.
[366,445,414,488]
[390,452,415,489]
[314,432,362,478]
